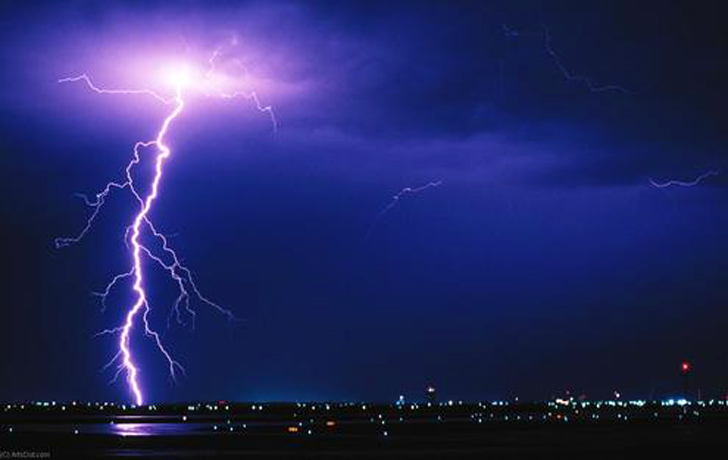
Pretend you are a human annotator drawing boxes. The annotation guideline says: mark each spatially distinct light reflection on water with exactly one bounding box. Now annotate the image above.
[110,423,205,437]
[10,422,209,436]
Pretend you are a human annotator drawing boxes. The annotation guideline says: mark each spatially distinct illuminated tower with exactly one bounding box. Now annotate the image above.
[681,361,691,400]
[426,385,437,404]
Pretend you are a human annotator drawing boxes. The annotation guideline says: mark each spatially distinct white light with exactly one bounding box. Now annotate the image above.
[167,65,190,89]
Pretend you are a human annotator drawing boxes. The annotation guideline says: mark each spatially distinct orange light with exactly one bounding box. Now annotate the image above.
[326,421,336,427]
[287,426,299,433]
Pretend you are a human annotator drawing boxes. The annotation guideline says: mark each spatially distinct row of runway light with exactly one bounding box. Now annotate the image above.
[5,398,728,411]
[4,402,728,438]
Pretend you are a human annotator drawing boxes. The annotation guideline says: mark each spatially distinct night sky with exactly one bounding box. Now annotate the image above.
[1,1,727,403]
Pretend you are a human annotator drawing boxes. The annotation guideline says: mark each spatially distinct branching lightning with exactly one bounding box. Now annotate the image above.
[56,49,275,405]
[366,181,443,239]
[648,170,719,188]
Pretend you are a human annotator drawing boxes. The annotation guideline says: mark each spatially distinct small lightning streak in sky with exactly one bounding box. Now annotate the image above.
[501,23,634,94]
[205,44,278,131]
[502,23,520,38]
[366,181,443,239]
[649,171,719,188]
[56,52,274,405]
[57,74,173,104]
[541,25,635,95]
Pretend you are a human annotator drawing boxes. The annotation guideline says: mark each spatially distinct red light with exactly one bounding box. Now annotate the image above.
[681,361,690,373]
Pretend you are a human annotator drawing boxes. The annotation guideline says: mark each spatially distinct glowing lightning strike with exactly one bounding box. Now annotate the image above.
[366,181,443,239]
[57,53,274,405]
[648,170,719,188]
[118,82,184,405]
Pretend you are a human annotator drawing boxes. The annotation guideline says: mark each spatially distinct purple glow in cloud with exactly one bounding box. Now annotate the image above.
[56,48,275,405]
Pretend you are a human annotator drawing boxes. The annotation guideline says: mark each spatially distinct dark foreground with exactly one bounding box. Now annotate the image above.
[1,400,726,458]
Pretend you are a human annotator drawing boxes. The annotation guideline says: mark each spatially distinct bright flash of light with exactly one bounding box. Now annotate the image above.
[648,171,719,188]
[56,48,276,405]
[366,181,443,239]
[166,67,190,90]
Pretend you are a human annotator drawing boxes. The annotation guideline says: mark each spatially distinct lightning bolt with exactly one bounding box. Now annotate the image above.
[505,25,716,193]
[57,74,173,104]
[205,44,278,131]
[648,171,719,188]
[56,50,274,405]
[366,181,443,239]
[541,25,635,95]
[505,26,717,195]
[502,23,634,95]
